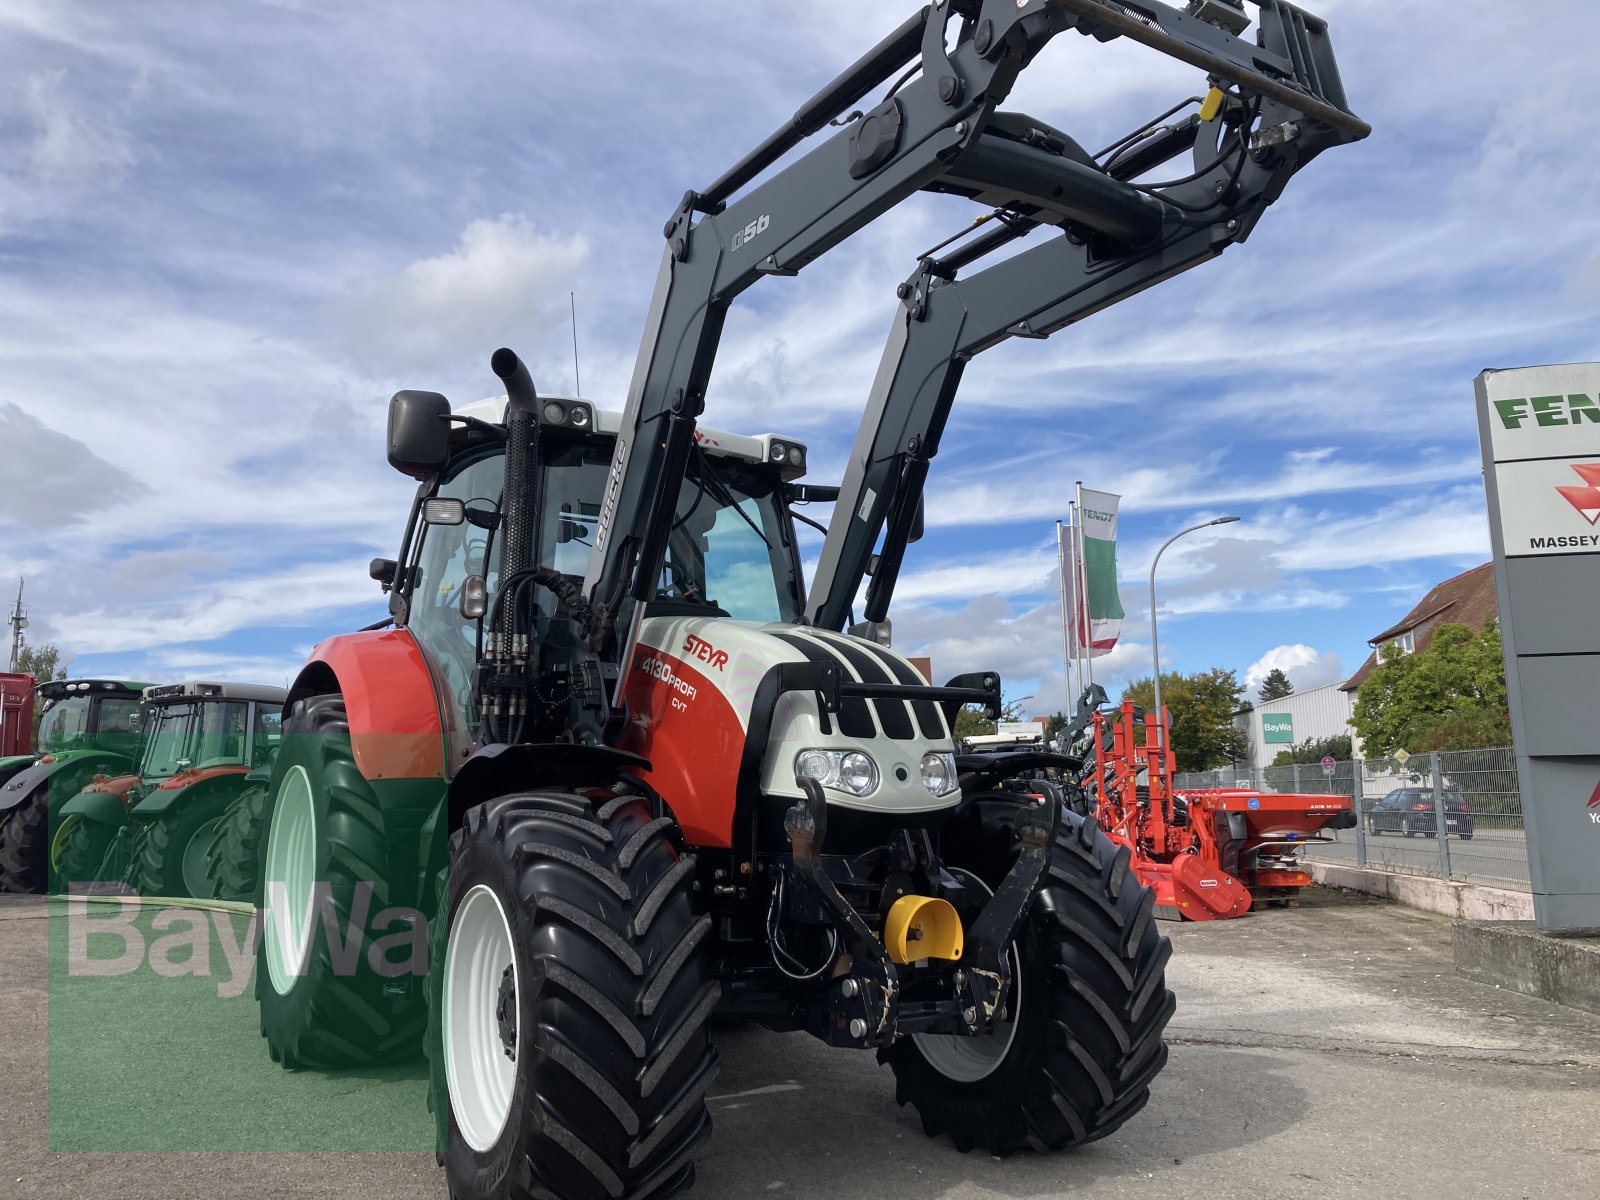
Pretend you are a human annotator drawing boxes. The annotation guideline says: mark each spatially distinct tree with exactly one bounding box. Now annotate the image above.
[1121,667,1248,772]
[1044,711,1068,742]
[1269,733,1353,766]
[14,642,69,741]
[1352,621,1510,756]
[952,706,997,739]
[1257,667,1295,701]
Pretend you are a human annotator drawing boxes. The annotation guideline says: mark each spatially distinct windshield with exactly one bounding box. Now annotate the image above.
[140,703,199,778]
[541,442,802,623]
[37,695,91,753]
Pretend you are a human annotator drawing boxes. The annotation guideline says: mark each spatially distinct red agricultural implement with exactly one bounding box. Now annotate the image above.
[1087,700,1356,920]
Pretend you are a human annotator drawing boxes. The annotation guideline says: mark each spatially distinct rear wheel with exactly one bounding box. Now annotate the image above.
[0,786,49,893]
[256,693,425,1069]
[130,791,238,899]
[429,790,719,1200]
[205,781,270,902]
[885,800,1175,1154]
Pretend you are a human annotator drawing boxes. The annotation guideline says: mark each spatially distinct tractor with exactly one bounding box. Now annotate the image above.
[0,678,148,892]
[249,3,1366,1197]
[54,681,284,897]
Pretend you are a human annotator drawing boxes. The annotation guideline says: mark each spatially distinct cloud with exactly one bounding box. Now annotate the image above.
[332,214,590,371]
[1244,644,1346,699]
[0,404,147,530]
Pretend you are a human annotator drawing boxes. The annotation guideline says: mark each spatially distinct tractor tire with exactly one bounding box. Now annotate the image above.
[205,781,270,903]
[53,817,121,891]
[0,785,49,893]
[129,791,238,899]
[428,790,719,1200]
[255,693,425,1070]
[884,799,1175,1155]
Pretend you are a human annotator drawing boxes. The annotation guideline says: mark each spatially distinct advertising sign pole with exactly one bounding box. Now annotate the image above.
[1475,364,1600,931]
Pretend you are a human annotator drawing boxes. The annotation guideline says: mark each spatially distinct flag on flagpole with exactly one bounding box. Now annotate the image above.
[1077,487,1124,657]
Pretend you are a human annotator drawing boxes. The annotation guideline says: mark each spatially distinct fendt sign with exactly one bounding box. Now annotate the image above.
[1483,377,1600,559]
[1476,363,1600,930]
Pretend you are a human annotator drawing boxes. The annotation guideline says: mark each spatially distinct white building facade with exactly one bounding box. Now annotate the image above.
[1231,682,1357,768]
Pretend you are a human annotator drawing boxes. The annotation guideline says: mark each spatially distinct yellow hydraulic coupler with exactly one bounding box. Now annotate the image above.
[882,895,964,965]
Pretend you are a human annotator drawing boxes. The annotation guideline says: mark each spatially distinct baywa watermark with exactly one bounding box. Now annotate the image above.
[66,883,430,999]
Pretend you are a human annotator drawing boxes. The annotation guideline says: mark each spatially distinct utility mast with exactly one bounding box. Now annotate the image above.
[6,579,26,671]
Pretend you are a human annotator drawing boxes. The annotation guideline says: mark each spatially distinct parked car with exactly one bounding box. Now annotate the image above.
[1367,786,1475,839]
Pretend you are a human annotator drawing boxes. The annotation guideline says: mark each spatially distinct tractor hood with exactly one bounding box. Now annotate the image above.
[618,615,962,848]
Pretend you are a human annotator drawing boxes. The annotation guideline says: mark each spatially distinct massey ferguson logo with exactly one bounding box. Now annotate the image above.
[730,213,770,251]
[683,634,728,670]
[1556,463,1600,526]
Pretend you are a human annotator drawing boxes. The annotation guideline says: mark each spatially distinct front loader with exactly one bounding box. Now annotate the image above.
[249,3,1365,1197]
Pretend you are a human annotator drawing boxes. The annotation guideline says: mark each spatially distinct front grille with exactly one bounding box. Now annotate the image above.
[775,631,945,743]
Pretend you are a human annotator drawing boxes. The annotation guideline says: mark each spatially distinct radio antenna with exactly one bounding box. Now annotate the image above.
[570,291,581,397]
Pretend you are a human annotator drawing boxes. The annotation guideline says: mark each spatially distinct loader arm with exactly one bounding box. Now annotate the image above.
[573,0,1367,738]
[804,3,1368,631]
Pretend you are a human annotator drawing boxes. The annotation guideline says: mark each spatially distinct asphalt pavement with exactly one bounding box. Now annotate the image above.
[5,888,1598,1199]
[1307,824,1532,890]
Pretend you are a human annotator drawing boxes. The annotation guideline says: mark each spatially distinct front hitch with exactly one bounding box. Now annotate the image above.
[955,790,1060,1032]
[783,778,899,1048]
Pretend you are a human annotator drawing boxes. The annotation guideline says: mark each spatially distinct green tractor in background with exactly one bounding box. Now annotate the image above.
[0,678,148,892]
[56,681,284,897]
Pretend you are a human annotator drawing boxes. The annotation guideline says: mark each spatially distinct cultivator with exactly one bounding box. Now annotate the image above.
[1084,699,1355,920]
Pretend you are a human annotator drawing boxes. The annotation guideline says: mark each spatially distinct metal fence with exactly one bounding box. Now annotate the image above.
[1174,748,1529,891]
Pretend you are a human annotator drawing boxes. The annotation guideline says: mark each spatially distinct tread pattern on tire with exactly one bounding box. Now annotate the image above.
[55,818,118,889]
[886,803,1175,1156]
[257,694,425,1070]
[205,782,270,903]
[0,786,49,893]
[429,789,719,1200]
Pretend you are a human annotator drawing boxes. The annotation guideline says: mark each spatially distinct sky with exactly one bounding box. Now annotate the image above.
[3,0,1598,718]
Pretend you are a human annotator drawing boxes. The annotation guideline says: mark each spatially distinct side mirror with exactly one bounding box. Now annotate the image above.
[909,495,925,544]
[387,390,452,479]
[459,575,488,620]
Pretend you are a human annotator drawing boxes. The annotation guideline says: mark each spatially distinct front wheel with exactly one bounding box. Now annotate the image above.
[429,791,719,1200]
[255,693,425,1069]
[0,786,49,893]
[885,800,1175,1154]
[1401,817,1414,838]
[53,817,121,891]
[130,792,238,899]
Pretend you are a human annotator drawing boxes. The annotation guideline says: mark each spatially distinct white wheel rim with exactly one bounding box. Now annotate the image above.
[913,869,1023,1083]
[181,815,224,899]
[445,883,520,1152]
[263,764,317,995]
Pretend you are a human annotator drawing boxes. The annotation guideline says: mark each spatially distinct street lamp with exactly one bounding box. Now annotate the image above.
[1149,515,1241,749]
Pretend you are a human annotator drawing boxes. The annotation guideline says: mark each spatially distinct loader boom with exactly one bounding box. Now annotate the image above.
[575,0,1367,738]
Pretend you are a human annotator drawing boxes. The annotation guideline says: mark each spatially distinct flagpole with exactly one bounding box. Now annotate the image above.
[1056,519,1075,714]
[1075,481,1094,688]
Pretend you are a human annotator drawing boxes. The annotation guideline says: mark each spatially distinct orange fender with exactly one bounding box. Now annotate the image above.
[294,629,446,782]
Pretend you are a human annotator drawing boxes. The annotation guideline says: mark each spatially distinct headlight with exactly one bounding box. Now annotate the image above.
[920,751,959,797]
[794,748,879,798]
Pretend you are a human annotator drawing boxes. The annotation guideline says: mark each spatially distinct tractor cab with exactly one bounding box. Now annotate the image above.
[390,392,809,756]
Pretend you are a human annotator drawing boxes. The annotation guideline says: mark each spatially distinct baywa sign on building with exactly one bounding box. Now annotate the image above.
[1263,713,1294,744]
[1484,383,1600,555]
